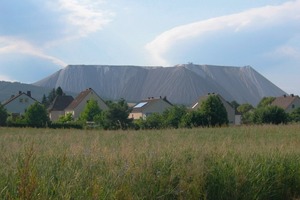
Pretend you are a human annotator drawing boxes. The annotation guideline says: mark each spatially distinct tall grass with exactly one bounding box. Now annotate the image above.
[1,125,300,199]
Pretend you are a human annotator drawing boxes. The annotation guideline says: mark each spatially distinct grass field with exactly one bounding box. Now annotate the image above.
[1,125,300,199]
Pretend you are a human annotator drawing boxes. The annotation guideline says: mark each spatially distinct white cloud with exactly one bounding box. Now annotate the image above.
[0,37,67,67]
[267,45,300,61]
[0,74,15,82]
[55,0,114,38]
[145,0,300,65]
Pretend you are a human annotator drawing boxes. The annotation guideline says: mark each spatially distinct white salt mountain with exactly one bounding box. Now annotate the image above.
[33,64,286,106]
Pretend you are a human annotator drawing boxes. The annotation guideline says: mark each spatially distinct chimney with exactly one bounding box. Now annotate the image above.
[291,94,294,97]
[19,91,22,94]
[283,94,287,97]
[27,91,31,97]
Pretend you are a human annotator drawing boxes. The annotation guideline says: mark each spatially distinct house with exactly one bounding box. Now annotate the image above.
[191,93,239,125]
[130,96,173,119]
[65,88,108,119]
[2,91,38,116]
[48,95,74,121]
[271,94,300,113]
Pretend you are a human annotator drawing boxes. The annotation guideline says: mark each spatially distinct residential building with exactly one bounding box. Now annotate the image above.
[191,93,238,125]
[65,88,108,119]
[2,91,38,116]
[48,95,74,121]
[271,94,300,113]
[130,96,173,119]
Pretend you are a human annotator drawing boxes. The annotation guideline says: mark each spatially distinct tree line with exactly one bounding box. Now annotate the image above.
[1,89,300,129]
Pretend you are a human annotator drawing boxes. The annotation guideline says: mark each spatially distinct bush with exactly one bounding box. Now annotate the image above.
[0,104,8,126]
[253,106,288,125]
[48,122,83,129]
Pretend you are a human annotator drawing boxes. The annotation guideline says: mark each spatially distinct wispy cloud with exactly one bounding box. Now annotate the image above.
[54,0,114,38]
[267,45,300,61]
[0,37,67,67]
[146,0,300,65]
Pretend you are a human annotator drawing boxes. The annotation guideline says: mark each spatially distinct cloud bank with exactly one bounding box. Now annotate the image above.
[146,0,300,66]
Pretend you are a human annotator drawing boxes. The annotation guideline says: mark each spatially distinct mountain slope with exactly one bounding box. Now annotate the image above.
[33,64,286,105]
[0,81,53,103]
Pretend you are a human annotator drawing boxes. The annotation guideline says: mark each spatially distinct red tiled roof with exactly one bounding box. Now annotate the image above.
[66,88,92,110]
[65,88,107,110]
[272,95,299,110]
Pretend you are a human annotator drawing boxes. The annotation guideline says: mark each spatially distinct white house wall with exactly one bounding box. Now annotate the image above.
[4,94,37,115]
[72,92,108,119]
[286,98,300,113]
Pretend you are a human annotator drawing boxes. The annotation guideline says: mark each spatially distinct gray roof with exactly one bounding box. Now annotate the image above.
[48,95,74,111]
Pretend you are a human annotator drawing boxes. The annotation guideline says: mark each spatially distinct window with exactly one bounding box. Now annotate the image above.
[292,104,295,109]
[134,102,148,108]
[25,98,28,103]
[19,98,23,103]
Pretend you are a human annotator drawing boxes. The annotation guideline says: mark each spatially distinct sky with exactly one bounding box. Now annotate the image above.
[0,0,299,94]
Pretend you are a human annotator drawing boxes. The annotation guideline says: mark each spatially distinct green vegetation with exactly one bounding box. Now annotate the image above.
[24,102,50,128]
[0,103,8,126]
[1,125,300,199]
[99,99,133,130]
[79,98,102,122]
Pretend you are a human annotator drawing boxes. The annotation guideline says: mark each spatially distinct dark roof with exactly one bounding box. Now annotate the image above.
[132,96,173,112]
[272,95,300,110]
[2,92,38,106]
[48,95,74,111]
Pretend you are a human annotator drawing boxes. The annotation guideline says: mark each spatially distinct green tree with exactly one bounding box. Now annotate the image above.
[47,88,56,104]
[24,102,49,127]
[199,95,228,127]
[100,99,132,130]
[41,94,48,107]
[56,86,63,96]
[0,104,8,126]
[162,105,187,128]
[180,110,207,128]
[290,107,300,122]
[230,100,240,112]
[253,105,287,125]
[237,103,254,114]
[144,113,164,129]
[257,97,276,108]
[237,103,254,124]
[57,113,73,123]
[80,99,102,122]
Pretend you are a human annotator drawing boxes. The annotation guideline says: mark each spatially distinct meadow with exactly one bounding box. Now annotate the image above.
[1,125,300,199]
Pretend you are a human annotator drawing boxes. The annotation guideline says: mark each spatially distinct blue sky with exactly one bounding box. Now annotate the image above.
[0,0,299,95]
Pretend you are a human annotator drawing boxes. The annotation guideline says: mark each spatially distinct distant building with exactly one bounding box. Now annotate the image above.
[48,95,74,121]
[191,93,239,125]
[271,94,300,113]
[2,91,38,116]
[130,96,173,120]
[65,88,108,120]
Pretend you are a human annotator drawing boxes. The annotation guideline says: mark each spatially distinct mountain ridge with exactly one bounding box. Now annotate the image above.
[33,64,286,105]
